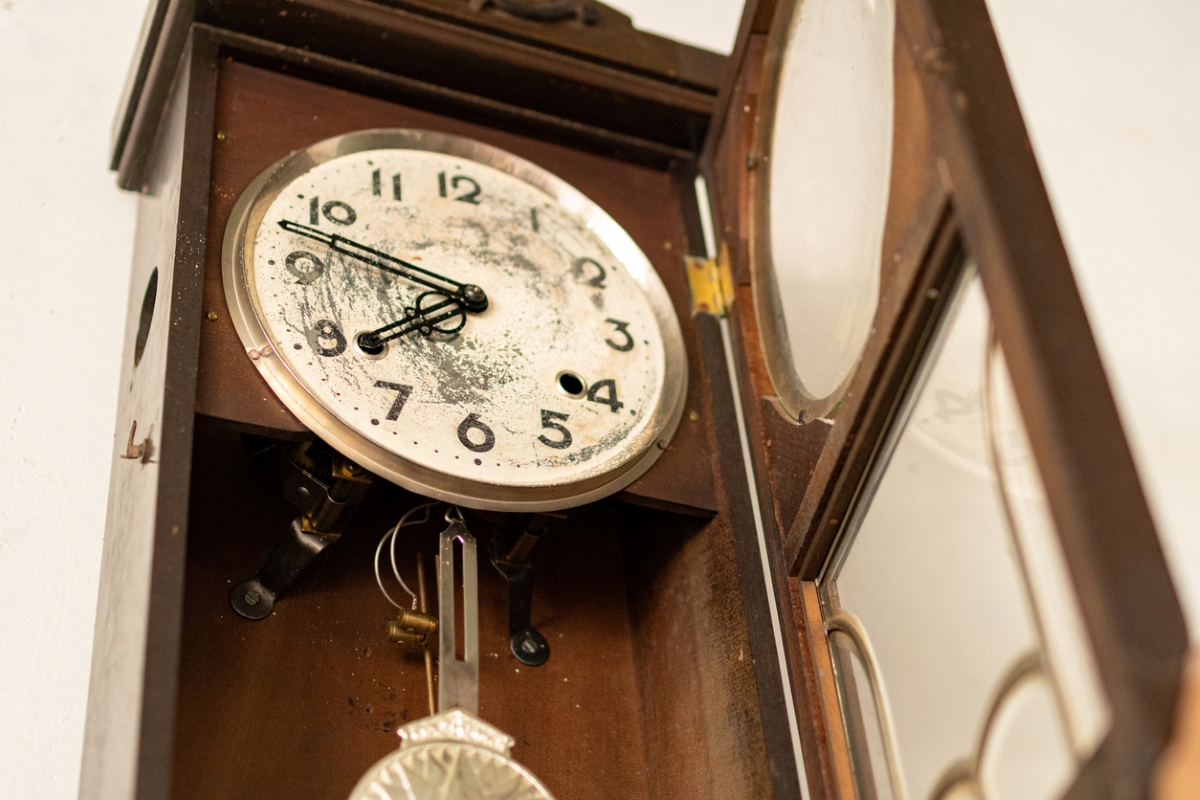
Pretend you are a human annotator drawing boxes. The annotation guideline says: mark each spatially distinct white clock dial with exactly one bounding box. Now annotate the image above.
[224,130,687,511]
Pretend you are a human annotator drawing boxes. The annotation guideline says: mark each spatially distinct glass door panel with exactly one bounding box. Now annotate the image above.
[819,265,1108,800]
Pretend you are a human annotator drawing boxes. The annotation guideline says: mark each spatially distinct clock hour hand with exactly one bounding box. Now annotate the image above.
[360,291,466,349]
[277,219,488,313]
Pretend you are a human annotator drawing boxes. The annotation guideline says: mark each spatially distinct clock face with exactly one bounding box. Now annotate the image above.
[223,130,686,511]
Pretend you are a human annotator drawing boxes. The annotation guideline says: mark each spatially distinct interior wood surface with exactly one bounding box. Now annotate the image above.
[175,56,775,800]
[195,57,717,515]
[175,418,655,799]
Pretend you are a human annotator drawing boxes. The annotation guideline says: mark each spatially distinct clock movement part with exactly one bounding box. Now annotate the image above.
[229,439,373,620]
[347,507,556,800]
[489,514,553,667]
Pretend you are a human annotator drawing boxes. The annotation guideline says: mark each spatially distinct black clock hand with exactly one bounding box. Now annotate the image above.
[361,292,466,348]
[278,220,488,312]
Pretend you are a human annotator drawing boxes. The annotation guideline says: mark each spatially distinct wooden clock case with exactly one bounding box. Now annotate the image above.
[85,3,803,800]
[82,1,1188,800]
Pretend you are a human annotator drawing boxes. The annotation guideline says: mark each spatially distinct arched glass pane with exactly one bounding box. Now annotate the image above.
[764,0,894,404]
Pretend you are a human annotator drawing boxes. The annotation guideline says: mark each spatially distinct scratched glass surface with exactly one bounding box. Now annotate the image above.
[766,0,893,401]
[825,273,1107,800]
[247,148,666,488]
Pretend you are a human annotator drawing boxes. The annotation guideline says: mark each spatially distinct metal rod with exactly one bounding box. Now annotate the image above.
[502,515,551,565]
[416,553,435,717]
[437,507,479,716]
[826,610,910,800]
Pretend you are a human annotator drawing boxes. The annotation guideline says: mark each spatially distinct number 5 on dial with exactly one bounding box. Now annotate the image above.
[538,411,572,449]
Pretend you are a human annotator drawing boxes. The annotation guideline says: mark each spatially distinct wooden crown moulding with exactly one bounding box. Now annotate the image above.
[112,0,725,190]
[702,0,1188,795]
[219,0,728,90]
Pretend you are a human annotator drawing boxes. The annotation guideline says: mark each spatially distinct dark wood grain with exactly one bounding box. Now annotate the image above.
[196,58,718,513]
[783,23,949,577]
[330,0,726,90]
[114,0,195,188]
[198,0,714,149]
[174,419,652,800]
[701,0,778,187]
[81,29,219,800]
[796,580,855,800]
[693,313,804,800]
[622,504,773,800]
[115,0,725,187]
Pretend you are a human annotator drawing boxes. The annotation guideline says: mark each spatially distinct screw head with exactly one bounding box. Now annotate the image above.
[461,284,487,310]
[243,590,261,607]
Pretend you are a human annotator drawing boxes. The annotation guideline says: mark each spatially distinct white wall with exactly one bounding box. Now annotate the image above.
[984,0,1200,636]
[0,2,146,798]
[1,1,1197,798]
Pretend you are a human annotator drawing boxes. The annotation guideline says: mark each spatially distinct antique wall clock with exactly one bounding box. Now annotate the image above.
[83,1,1188,800]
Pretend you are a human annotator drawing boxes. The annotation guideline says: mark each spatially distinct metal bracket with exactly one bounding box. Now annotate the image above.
[230,440,373,620]
[439,507,480,715]
[685,243,734,317]
[489,515,552,666]
[230,517,340,620]
[118,419,154,464]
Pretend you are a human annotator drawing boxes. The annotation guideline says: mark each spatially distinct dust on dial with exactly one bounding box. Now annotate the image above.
[224,130,686,511]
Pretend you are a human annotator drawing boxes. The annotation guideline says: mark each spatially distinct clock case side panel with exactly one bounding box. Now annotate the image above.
[81,29,218,800]
[699,3,869,798]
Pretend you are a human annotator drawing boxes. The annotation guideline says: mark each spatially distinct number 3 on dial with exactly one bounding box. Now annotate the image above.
[605,319,634,352]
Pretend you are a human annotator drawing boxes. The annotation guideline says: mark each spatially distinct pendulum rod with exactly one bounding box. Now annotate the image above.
[416,553,435,717]
[438,507,479,716]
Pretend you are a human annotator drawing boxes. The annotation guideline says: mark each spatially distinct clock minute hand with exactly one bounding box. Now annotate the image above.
[277,220,488,312]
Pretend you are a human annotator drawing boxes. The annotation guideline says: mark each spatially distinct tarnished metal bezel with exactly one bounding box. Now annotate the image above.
[223,129,687,512]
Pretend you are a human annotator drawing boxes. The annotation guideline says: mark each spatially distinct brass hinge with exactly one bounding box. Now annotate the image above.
[685,243,734,317]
